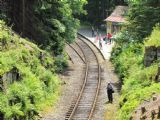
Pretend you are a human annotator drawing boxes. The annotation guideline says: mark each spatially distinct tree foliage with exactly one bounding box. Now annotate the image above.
[126,0,160,41]
[1,0,87,55]
[0,21,60,119]
[111,0,160,119]
[0,1,87,119]
[111,25,160,120]
[84,0,127,25]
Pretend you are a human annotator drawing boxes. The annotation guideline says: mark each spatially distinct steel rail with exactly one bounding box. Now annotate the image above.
[66,63,89,120]
[66,42,86,64]
[65,39,88,120]
[77,35,101,120]
[75,41,86,62]
[65,33,102,120]
[66,52,74,64]
[77,32,105,61]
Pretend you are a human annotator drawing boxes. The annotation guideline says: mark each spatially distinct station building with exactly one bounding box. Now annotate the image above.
[104,5,128,34]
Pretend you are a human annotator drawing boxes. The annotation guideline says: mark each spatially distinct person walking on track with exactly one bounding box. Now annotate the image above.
[96,28,99,36]
[91,26,95,37]
[99,34,103,50]
[107,82,114,103]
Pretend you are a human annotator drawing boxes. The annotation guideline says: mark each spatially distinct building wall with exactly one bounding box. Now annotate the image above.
[106,21,123,34]
[107,21,112,33]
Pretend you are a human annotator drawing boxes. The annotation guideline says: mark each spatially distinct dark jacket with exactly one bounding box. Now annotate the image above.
[107,83,114,93]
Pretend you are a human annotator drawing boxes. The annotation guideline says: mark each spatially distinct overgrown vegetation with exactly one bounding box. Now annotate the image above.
[0,21,60,119]
[0,0,87,74]
[0,0,88,119]
[110,0,160,119]
[126,0,160,41]
[111,25,160,120]
[1,0,87,55]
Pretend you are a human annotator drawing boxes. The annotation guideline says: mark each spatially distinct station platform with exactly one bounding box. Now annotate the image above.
[78,27,115,60]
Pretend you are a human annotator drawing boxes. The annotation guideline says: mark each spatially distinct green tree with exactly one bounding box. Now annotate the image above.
[84,0,127,25]
[1,0,87,55]
[126,0,160,41]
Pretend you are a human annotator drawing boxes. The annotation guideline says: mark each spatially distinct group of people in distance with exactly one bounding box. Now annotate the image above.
[91,26,113,46]
[92,27,115,103]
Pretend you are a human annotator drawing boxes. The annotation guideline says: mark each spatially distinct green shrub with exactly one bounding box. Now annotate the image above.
[0,21,60,119]
[144,24,160,47]
[55,52,68,73]
[111,43,143,79]
[111,25,160,120]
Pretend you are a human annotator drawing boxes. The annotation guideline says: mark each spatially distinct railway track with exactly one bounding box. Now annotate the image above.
[65,34,102,120]
[66,42,86,64]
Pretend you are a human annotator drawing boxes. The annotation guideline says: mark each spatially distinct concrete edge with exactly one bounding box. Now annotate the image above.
[77,32,106,61]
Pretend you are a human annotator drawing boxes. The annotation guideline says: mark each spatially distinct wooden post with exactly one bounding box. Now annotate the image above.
[129,116,133,120]
[157,106,160,118]
[141,107,146,114]
[151,110,156,120]
[140,115,147,120]
[153,96,157,101]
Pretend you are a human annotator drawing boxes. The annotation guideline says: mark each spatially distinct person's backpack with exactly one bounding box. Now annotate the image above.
[107,84,114,93]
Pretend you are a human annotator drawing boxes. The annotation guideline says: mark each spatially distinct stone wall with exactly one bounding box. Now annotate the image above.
[144,46,159,67]
[144,46,160,82]
[131,95,160,120]
[130,46,160,119]
[0,67,20,92]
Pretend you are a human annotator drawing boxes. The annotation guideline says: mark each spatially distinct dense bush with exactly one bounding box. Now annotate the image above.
[144,24,160,47]
[126,0,160,41]
[0,21,60,119]
[1,0,87,56]
[111,42,143,79]
[54,52,68,73]
[111,25,160,120]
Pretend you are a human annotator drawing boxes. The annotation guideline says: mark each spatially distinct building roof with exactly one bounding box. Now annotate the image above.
[104,6,128,23]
